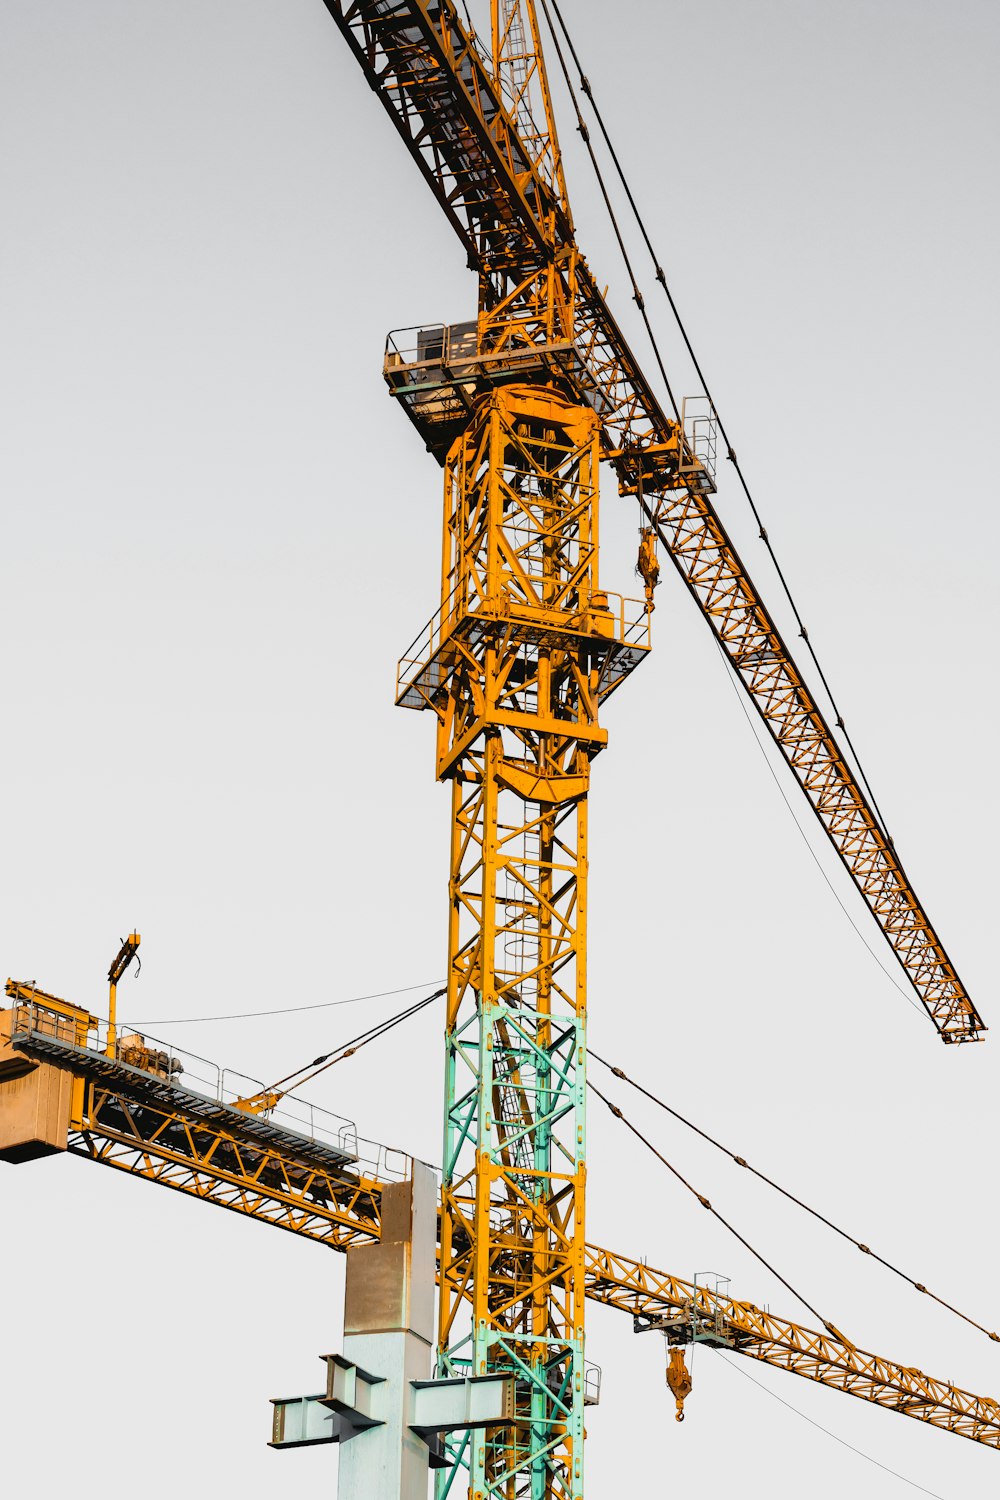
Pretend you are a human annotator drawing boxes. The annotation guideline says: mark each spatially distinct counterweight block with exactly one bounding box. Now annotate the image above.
[0,999,92,1162]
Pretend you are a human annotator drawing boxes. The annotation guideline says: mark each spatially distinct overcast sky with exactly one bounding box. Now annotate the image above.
[2,3,998,1497]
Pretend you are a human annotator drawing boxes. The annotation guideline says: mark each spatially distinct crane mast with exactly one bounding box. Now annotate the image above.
[432,388,629,1498]
[1,4,991,1496]
[392,10,639,1493]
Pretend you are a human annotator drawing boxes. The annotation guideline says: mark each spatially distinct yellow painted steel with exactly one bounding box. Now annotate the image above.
[324,0,982,1044]
[379,11,661,1481]
[582,1244,1000,1447]
[1,0,989,1490]
[428,382,646,1497]
[1,983,97,1154]
[78,1081,385,1248]
[4,980,387,1246]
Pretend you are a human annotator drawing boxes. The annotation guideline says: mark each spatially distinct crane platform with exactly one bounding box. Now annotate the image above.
[6,1002,359,1174]
[384,323,609,459]
[396,580,650,714]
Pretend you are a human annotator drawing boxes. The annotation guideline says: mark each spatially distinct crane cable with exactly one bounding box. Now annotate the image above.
[134,960,993,1347]
[716,1354,948,1500]
[590,1047,1000,1346]
[134,979,444,1026]
[589,1078,834,1333]
[261,987,446,1097]
[535,0,680,422]
[539,0,894,846]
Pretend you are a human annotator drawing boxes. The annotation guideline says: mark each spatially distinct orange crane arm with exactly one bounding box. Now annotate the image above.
[321,0,667,444]
[584,1244,1000,1447]
[640,484,984,1044]
[318,0,982,1043]
[3,988,995,1446]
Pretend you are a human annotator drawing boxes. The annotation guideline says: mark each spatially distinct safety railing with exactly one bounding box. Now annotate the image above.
[7,996,380,1169]
[611,591,653,652]
[583,1362,602,1407]
[384,322,479,391]
[690,1272,735,1345]
[383,325,611,423]
[680,396,719,487]
[395,576,471,709]
[397,584,651,710]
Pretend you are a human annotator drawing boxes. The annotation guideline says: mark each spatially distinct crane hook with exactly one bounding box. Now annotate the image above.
[666,1347,692,1423]
[636,527,660,612]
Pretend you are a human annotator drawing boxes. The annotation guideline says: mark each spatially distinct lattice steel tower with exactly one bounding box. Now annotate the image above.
[391,7,649,1494]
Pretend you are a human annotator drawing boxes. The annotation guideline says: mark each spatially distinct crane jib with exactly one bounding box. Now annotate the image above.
[322,0,982,1043]
[1,12,991,1499]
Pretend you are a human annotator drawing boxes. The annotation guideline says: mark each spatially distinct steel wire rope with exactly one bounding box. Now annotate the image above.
[589,1048,1000,1345]
[540,0,963,1026]
[715,1352,948,1500]
[133,979,445,1026]
[540,0,895,845]
[589,1078,834,1333]
[261,986,447,1097]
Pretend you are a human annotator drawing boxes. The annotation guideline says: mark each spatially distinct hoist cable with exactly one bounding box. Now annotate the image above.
[263,986,446,1096]
[589,1079,833,1333]
[542,0,894,845]
[590,1048,1000,1346]
[715,1353,948,1500]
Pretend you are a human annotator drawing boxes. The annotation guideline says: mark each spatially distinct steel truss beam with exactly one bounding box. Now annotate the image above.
[58,1095,1000,1451]
[71,1089,384,1250]
[7,1004,996,1452]
[641,481,982,1043]
[430,385,630,1500]
[583,1245,1000,1447]
[320,0,982,1043]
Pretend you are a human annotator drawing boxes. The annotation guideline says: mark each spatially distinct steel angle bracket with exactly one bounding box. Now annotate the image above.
[270,1354,387,1450]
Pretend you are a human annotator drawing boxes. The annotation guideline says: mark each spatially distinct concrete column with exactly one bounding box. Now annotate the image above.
[337,1160,437,1500]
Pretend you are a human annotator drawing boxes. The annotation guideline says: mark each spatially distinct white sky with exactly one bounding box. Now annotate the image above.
[1,2,998,1497]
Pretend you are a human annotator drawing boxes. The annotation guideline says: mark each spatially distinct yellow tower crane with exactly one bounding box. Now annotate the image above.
[331,1,985,1492]
[1,3,992,1498]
